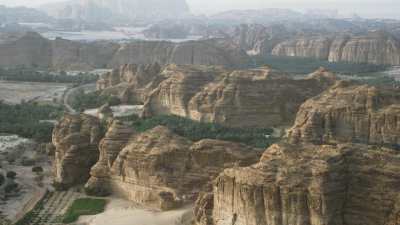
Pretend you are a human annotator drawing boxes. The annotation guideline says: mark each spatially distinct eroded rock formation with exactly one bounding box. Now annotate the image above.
[195,142,400,225]
[52,114,103,189]
[288,81,400,146]
[85,125,261,210]
[272,31,400,65]
[142,66,336,128]
[0,32,249,70]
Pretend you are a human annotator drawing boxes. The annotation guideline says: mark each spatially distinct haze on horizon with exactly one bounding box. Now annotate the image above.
[0,0,398,19]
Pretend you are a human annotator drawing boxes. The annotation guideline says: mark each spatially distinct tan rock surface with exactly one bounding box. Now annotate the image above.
[143,66,336,128]
[195,142,400,225]
[86,125,261,210]
[272,32,400,65]
[288,82,400,146]
[52,114,102,189]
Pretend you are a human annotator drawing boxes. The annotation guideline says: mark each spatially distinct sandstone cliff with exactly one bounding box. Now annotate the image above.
[85,125,261,210]
[142,66,336,128]
[195,142,400,225]
[288,81,400,146]
[52,114,102,189]
[271,31,400,65]
[0,32,249,70]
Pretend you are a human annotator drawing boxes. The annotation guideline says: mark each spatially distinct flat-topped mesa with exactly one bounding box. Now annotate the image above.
[288,82,400,146]
[195,142,400,225]
[52,114,103,189]
[272,32,400,65]
[86,125,261,210]
[85,120,136,196]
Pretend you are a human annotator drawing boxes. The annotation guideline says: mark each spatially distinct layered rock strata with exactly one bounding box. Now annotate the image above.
[52,114,102,189]
[0,32,249,70]
[195,142,400,225]
[86,125,261,210]
[272,31,400,65]
[288,82,400,146]
[141,66,336,128]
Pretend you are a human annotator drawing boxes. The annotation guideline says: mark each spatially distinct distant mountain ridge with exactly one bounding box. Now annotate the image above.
[39,0,190,24]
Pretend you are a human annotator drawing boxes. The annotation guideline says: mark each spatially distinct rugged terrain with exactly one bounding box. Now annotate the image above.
[52,114,103,189]
[194,142,400,225]
[288,81,400,146]
[85,124,262,210]
[99,64,337,128]
[0,32,249,70]
[272,31,400,65]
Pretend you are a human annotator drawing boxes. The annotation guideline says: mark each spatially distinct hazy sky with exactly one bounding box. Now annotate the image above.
[0,0,399,19]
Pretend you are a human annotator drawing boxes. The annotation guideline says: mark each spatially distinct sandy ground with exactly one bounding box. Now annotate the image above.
[0,81,70,104]
[77,198,193,225]
[0,135,53,222]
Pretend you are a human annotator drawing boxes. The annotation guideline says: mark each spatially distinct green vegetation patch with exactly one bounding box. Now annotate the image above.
[71,90,121,112]
[128,115,277,149]
[0,67,99,84]
[62,198,107,223]
[0,102,63,142]
[249,55,388,75]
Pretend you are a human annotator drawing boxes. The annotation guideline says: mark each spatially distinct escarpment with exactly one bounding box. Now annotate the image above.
[142,66,336,128]
[288,82,400,146]
[52,114,103,189]
[272,32,400,65]
[0,32,250,70]
[195,143,400,225]
[85,125,261,210]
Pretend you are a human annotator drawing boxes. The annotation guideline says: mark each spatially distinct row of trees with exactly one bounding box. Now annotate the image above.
[129,115,276,149]
[0,67,99,84]
[248,55,388,75]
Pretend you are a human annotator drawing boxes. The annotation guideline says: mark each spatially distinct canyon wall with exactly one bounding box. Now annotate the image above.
[85,125,261,210]
[141,66,336,128]
[0,32,249,70]
[272,32,400,65]
[195,142,400,225]
[52,114,103,189]
[288,81,400,146]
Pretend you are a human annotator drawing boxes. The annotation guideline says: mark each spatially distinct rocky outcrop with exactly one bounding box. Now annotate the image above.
[272,31,400,65]
[288,82,400,146]
[52,114,102,189]
[86,125,261,210]
[195,142,400,225]
[0,32,250,70]
[272,37,332,59]
[143,66,336,128]
[85,120,135,196]
[97,63,163,103]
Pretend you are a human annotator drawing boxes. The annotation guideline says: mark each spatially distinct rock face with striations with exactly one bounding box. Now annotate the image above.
[52,114,103,189]
[195,142,400,225]
[288,81,400,146]
[142,66,336,128]
[85,125,261,210]
[0,32,250,70]
[272,31,400,65]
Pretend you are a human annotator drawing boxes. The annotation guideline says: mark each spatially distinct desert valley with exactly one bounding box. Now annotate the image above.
[0,0,400,225]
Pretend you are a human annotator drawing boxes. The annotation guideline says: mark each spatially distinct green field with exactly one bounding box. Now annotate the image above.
[62,198,107,223]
